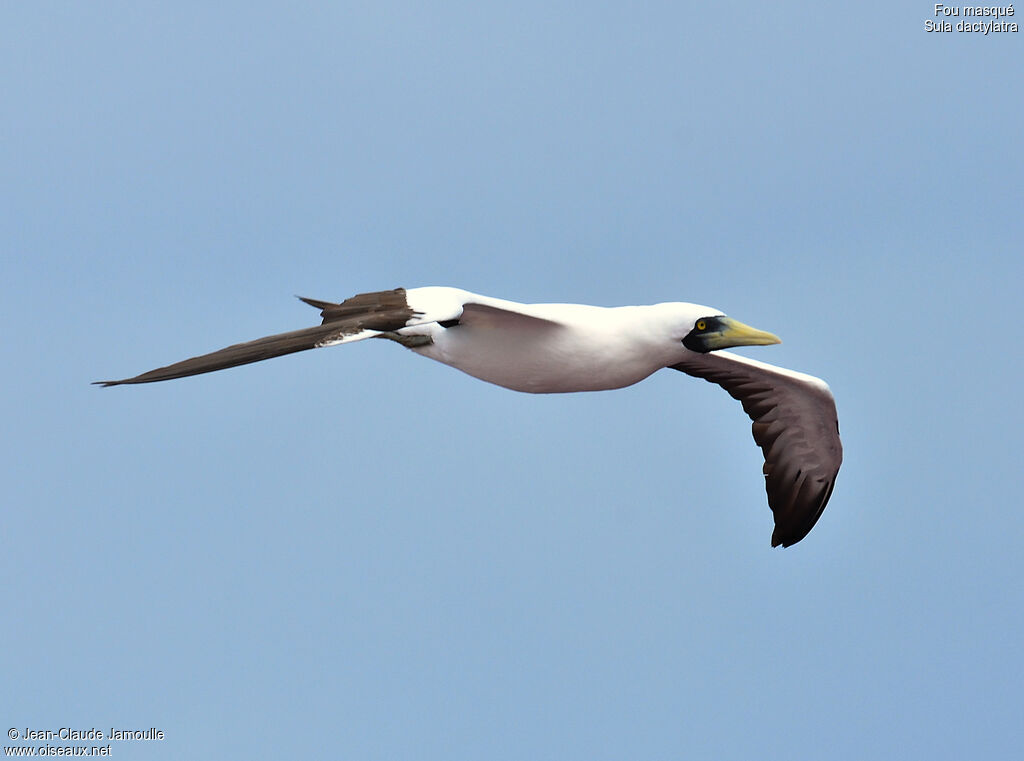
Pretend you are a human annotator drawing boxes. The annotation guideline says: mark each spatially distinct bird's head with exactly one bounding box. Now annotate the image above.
[682,314,781,353]
[659,303,781,353]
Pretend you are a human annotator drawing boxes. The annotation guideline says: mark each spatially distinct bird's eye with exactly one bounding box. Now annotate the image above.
[696,320,707,331]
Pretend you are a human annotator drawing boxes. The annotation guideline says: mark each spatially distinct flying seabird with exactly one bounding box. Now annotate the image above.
[97,287,842,547]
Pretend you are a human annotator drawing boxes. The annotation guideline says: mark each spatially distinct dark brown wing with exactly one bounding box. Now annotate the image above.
[671,350,842,547]
[95,288,414,386]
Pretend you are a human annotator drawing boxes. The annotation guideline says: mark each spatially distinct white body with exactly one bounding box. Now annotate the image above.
[400,287,713,393]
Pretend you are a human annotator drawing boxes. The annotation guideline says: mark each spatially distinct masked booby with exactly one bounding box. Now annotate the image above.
[96,287,842,547]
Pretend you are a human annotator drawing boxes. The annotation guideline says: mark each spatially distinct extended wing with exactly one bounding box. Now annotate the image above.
[95,288,416,386]
[671,351,843,547]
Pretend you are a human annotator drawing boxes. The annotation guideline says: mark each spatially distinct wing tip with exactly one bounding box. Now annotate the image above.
[770,531,796,548]
[769,476,837,548]
[771,527,808,548]
[297,295,337,310]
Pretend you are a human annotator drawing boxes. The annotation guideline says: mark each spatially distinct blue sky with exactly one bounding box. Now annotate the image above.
[2,2,1021,759]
